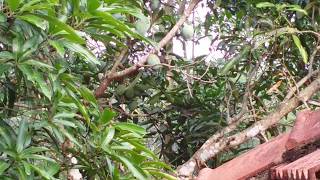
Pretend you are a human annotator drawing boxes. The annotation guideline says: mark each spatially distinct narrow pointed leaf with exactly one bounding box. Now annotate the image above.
[6,0,21,11]
[0,161,10,175]
[16,120,28,153]
[292,35,308,64]
[36,14,85,44]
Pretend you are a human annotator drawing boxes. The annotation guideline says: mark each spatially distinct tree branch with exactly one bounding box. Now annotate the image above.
[94,0,202,97]
[177,75,320,179]
[284,70,319,100]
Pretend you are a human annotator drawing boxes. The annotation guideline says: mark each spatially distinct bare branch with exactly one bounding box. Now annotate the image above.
[177,75,320,179]
[284,70,319,100]
[308,45,320,74]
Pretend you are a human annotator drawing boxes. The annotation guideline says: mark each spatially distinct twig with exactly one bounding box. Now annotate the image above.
[284,70,319,100]
[94,50,128,98]
[307,100,320,107]
[199,63,211,79]
[182,39,194,98]
[109,48,128,75]
[140,63,215,83]
[308,45,320,74]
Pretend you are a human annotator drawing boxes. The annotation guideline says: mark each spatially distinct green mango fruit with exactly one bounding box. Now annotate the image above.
[151,0,160,11]
[147,54,161,69]
[135,17,150,35]
[115,84,127,95]
[181,24,194,40]
[125,88,135,99]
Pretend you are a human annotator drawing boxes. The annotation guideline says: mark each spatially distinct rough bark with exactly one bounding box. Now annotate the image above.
[177,76,320,179]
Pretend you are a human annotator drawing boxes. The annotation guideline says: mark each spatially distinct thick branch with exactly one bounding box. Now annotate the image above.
[95,0,202,97]
[285,70,319,100]
[177,76,320,179]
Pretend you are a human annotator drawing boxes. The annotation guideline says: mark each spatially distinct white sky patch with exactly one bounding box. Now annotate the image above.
[173,1,224,61]
[173,37,212,58]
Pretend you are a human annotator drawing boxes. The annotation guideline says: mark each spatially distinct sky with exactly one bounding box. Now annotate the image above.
[172,1,224,61]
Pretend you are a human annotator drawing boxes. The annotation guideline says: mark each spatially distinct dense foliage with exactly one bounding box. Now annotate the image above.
[1,0,320,179]
[0,0,174,179]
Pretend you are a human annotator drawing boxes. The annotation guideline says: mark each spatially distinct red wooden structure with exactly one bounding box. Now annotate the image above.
[197,110,320,180]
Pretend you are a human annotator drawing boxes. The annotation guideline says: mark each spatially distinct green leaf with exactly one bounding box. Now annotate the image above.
[48,40,65,57]
[65,89,90,125]
[0,120,16,148]
[107,6,146,19]
[36,14,85,44]
[29,164,55,180]
[0,51,14,60]
[116,155,147,180]
[219,46,250,75]
[19,0,41,11]
[21,147,48,156]
[287,7,307,15]
[17,166,28,180]
[100,108,116,124]
[115,123,146,135]
[52,119,76,128]
[91,33,126,48]
[92,11,153,44]
[18,0,51,13]
[59,127,82,148]
[46,162,60,176]
[61,41,100,65]
[101,127,115,147]
[0,64,11,76]
[0,161,10,175]
[2,149,17,158]
[147,169,177,180]
[16,120,28,153]
[148,92,161,105]
[20,59,54,70]
[0,12,7,23]
[126,139,157,159]
[142,161,172,170]
[79,86,97,104]
[6,0,21,11]
[12,36,23,56]
[18,14,48,30]
[22,35,39,53]
[87,0,100,12]
[19,3,52,13]
[292,35,308,64]
[256,2,275,8]
[53,112,76,119]
[22,154,56,162]
[18,64,33,80]
[51,126,64,143]
[22,161,31,175]
[29,69,52,100]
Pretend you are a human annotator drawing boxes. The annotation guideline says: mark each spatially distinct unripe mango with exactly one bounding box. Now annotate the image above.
[151,0,160,11]
[135,17,150,35]
[181,24,194,40]
[147,54,161,69]
[115,84,126,95]
[125,88,135,99]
